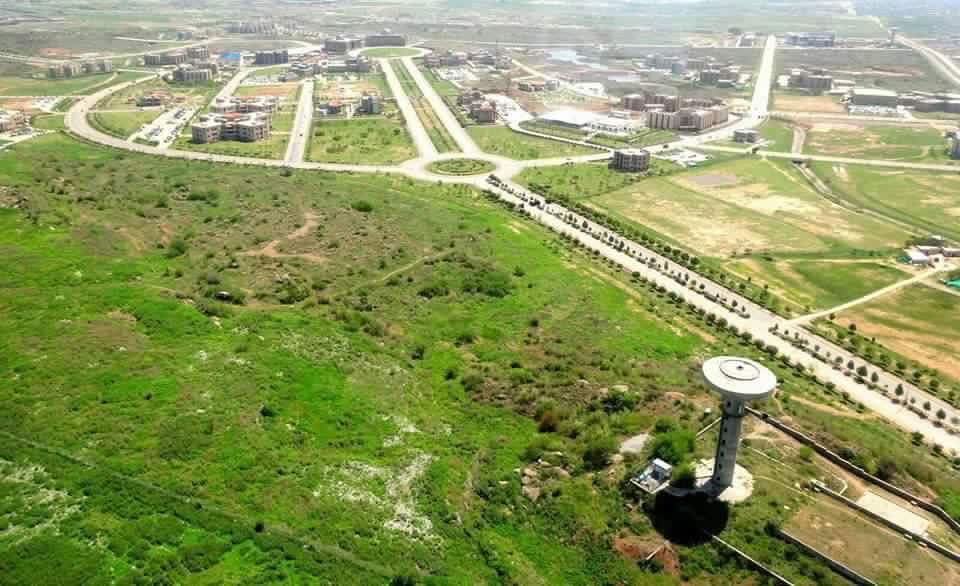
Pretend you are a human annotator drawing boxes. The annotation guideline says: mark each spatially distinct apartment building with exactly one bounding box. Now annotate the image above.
[191,112,272,144]
[172,64,213,83]
[144,52,188,67]
[254,50,289,66]
[0,109,26,132]
[187,46,209,60]
[324,36,363,54]
[209,95,280,114]
[610,148,651,172]
[359,94,382,115]
[787,68,833,92]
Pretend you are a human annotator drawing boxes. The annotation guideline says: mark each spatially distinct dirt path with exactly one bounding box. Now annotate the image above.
[791,125,806,154]
[789,396,876,420]
[240,211,326,263]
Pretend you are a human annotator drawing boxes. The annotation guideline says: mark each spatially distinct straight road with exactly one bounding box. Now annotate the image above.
[284,79,314,165]
[788,266,948,325]
[400,57,481,156]
[380,59,437,158]
[900,36,960,88]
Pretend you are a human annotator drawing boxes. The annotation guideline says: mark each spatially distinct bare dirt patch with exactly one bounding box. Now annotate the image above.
[241,211,326,264]
[776,94,845,113]
[239,83,298,98]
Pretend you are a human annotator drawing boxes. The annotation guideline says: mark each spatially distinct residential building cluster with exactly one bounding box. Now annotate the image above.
[457,90,497,123]
[620,91,726,120]
[171,63,217,83]
[733,129,759,143]
[898,91,960,113]
[0,109,26,132]
[425,49,511,70]
[145,46,209,67]
[47,59,113,78]
[191,111,271,144]
[787,67,834,93]
[316,92,382,117]
[698,65,740,88]
[785,32,837,47]
[226,21,293,35]
[609,148,651,172]
[517,79,561,92]
[135,91,175,107]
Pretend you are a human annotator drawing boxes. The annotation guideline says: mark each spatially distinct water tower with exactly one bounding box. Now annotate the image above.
[702,356,777,492]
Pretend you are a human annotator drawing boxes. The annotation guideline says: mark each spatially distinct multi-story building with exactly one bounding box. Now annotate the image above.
[191,112,272,143]
[177,31,194,41]
[610,148,651,172]
[320,56,372,74]
[80,60,113,74]
[621,93,647,111]
[324,36,363,54]
[364,30,406,47]
[172,64,213,83]
[851,88,898,108]
[186,46,209,60]
[786,32,837,47]
[359,94,382,115]
[0,109,26,132]
[136,92,170,107]
[686,58,707,71]
[470,101,497,123]
[734,129,759,143]
[699,69,722,85]
[787,68,833,92]
[144,51,188,67]
[47,62,82,78]
[647,110,679,130]
[209,95,280,114]
[254,50,289,66]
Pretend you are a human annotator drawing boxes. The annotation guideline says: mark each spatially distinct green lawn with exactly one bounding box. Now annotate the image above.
[174,133,289,159]
[360,47,421,58]
[0,73,118,96]
[467,126,597,160]
[804,124,958,164]
[759,119,796,153]
[589,157,910,258]
[90,110,161,139]
[308,116,417,164]
[515,160,676,201]
[812,162,960,242]
[726,257,910,310]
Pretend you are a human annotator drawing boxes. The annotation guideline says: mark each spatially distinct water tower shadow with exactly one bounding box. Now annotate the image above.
[647,490,730,545]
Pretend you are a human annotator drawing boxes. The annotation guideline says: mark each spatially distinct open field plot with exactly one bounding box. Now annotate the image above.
[833,284,960,383]
[516,160,676,201]
[467,125,596,160]
[315,73,389,103]
[785,498,959,584]
[0,72,121,97]
[726,257,910,311]
[589,158,910,258]
[308,116,417,164]
[771,94,845,114]
[759,119,796,152]
[90,110,161,139]
[812,163,960,242]
[96,78,219,109]
[804,123,958,165]
[234,83,299,100]
[173,133,289,159]
[776,48,946,93]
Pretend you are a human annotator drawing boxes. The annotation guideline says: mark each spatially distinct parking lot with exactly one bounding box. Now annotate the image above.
[131,106,197,148]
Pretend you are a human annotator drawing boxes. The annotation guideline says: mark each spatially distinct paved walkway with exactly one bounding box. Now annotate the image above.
[284,79,314,164]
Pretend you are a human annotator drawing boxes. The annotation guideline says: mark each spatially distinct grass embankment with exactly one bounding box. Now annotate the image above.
[90,110,161,139]
[467,126,596,160]
[307,116,417,164]
[759,119,796,153]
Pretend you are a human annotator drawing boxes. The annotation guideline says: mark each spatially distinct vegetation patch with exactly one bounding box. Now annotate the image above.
[308,117,416,164]
[467,126,596,160]
[427,158,496,175]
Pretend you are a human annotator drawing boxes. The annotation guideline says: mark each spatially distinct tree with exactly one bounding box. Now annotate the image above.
[937,408,947,421]
[651,429,696,465]
[670,463,696,488]
[895,384,904,397]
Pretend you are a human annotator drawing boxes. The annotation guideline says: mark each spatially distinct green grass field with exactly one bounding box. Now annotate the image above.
[308,116,417,164]
[0,73,118,97]
[804,124,958,164]
[174,133,289,159]
[516,160,676,201]
[589,157,910,258]
[834,284,960,382]
[97,77,219,110]
[360,47,422,58]
[726,258,910,310]
[812,163,960,242]
[90,110,161,139]
[759,119,796,153]
[467,126,597,160]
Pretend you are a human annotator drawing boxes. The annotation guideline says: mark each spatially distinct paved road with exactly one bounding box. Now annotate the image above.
[900,36,960,88]
[400,56,481,155]
[380,59,437,158]
[789,267,949,325]
[284,79,314,164]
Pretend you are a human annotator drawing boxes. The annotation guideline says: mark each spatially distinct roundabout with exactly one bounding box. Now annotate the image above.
[425,158,497,176]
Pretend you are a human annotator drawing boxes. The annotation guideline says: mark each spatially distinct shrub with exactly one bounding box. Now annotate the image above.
[351,200,374,213]
[582,435,616,470]
[650,429,695,465]
[166,238,188,258]
[670,463,696,488]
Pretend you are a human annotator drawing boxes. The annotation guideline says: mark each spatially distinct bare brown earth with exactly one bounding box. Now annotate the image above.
[775,95,846,113]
